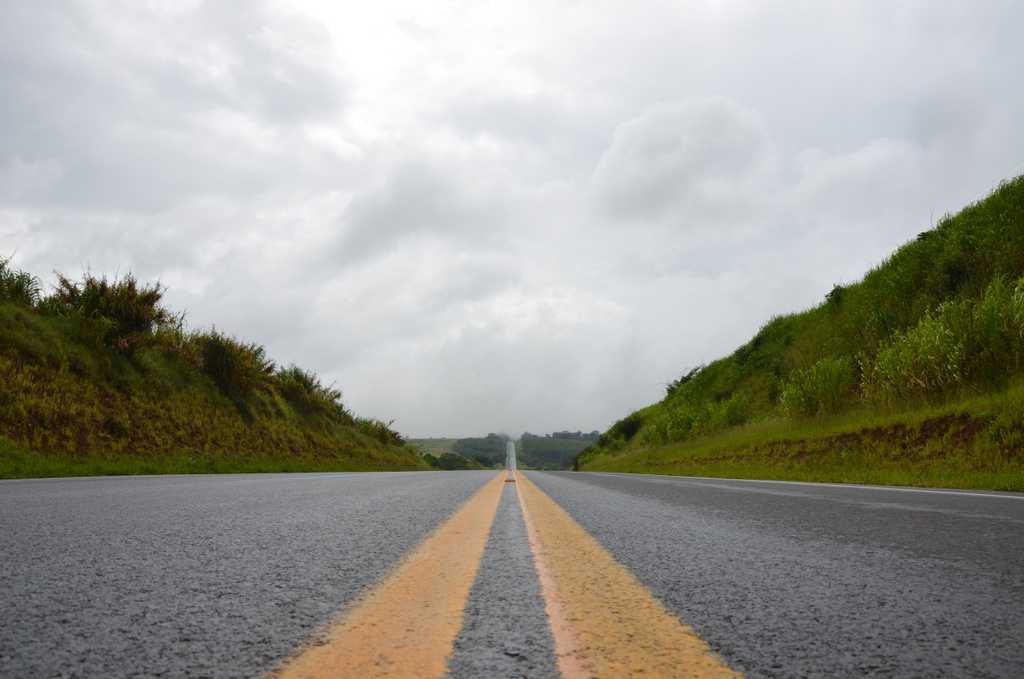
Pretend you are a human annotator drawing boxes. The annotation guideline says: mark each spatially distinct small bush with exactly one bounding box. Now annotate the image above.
[600,412,645,448]
[780,356,855,417]
[825,284,844,307]
[276,365,346,418]
[666,365,704,397]
[355,417,404,446]
[661,403,697,442]
[45,273,173,353]
[193,331,275,403]
[703,392,750,431]
[0,258,42,307]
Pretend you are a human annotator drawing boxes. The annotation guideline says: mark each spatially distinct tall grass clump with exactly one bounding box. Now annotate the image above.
[191,331,276,404]
[276,365,348,419]
[0,258,42,307]
[355,417,405,446]
[780,356,854,417]
[43,272,176,353]
[861,314,964,403]
[592,411,646,451]
[638,391,751,446]
[863,276,1024,403]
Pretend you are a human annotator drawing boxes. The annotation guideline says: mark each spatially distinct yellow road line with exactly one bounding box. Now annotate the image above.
[516,472,742,678]
[276,473,505,679]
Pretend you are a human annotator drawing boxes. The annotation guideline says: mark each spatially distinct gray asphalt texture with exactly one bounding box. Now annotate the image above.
[446,483,558,679]
[528,471,1024,678]
[5,470,1023,678]
[0,471,494,678]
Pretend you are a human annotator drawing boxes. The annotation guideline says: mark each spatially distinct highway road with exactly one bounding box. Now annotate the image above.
[1,471,1022,677]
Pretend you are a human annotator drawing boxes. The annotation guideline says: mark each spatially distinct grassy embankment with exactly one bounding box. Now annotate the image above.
[0,266,427,478]
[578,176,1024,490]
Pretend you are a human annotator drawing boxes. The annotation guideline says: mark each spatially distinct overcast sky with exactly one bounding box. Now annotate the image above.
[2,1,1022,437]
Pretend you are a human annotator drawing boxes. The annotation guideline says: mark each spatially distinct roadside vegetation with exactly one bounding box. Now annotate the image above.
[421,452,488,470]
[520,431,600,469]
[409,435,505,470]
[578,176,1024,490]
[453,433,508,467]
[0,262,426,477]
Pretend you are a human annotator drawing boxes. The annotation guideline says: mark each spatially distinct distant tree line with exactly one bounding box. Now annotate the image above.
[519,431,599,469]
[422,452,486,470]
[541,431,601,440]
[453,433,508,467]
[416,430,600,470]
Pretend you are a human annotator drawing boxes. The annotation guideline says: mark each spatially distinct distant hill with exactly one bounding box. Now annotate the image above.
[520,431,600,469]
[408,435,508,469]
[453,434,508,467]
[406,438,489,470]
[0,264,426,477]
[578,176,1024,490]
[408,431,597,470]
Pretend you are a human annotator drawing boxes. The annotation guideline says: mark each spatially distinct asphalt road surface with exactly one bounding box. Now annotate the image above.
[0,472,493,677]
[530,472,1024,677]
[2,470,1022,677]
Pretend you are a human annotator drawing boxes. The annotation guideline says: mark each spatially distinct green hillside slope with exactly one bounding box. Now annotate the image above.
[578,176,1024,490]
[0,265,426,477]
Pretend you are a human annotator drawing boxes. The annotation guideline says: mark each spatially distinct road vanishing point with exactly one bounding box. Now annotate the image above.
[2,471,1023,677]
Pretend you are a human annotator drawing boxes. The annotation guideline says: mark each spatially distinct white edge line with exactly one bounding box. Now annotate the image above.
[578,471,1024,500]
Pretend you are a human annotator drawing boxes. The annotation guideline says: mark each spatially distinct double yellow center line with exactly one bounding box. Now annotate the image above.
[516,473,740,678]
[276,472,739,678]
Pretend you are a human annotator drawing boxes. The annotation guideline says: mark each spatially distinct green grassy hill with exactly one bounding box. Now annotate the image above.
[0,264,427,477]
[578,176,1024,490]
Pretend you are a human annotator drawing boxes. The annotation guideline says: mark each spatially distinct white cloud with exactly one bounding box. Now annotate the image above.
[591,98,770,222]
[2,0,1023,436]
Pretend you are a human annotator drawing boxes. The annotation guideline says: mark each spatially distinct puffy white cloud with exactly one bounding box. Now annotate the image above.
[333,160,512,264]
[591,99,770,222]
